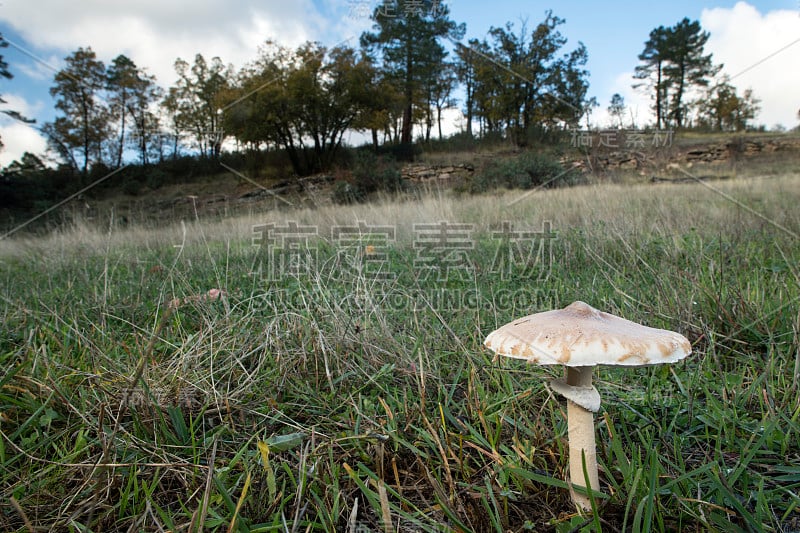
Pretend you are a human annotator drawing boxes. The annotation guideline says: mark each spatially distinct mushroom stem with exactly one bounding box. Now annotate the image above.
[566,366,600,512]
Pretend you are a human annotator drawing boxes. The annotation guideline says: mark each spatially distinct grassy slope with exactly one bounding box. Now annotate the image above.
[1,168,799,531]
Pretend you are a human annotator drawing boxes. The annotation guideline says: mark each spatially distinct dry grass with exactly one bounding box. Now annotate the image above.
[3,171,797,259]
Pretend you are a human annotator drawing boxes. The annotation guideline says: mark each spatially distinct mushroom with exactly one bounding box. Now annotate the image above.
[484,301,691,512]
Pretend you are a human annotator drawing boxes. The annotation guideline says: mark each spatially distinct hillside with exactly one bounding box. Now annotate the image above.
[2,131,799,236]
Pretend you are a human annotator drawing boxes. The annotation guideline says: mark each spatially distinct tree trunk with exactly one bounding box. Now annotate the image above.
[674,63,686,128]
[401,38,413,145]
[437,104,443,140]
[655,61,662,130]
[116,91,126,168]
[465,79,474,137]
[425,105,432,142]
[81,88,90,177]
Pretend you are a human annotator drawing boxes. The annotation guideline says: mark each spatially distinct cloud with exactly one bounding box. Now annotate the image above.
[0,123,48,167]
[701,2,800,128]
[0,93,48,167]
[0,0,342,87]
[1,92,44,119]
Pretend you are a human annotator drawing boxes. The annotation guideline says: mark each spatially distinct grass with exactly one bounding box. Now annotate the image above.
[1,169,799,531]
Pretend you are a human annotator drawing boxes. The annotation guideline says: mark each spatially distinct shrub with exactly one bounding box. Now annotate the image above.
[143,167,170,190]
[470,152,578,193]
[418,131,483,154]
[121,176,142,196]
[375,142,420,162]
[351,150,404,195]
[331,150,405,204]
[331,181,365,205]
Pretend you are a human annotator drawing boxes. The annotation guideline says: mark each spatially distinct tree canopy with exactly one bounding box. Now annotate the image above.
[360,0,465,145]
[44,47,109,177]
[163,54,231,159]
[459,12,590,145]
[634,18,720,129]
[695,76,760,132]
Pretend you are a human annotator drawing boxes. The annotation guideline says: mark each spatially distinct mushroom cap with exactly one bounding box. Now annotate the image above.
[484,301,691,367]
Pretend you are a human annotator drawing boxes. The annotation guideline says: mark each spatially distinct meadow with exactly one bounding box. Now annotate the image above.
[1,170,799,531]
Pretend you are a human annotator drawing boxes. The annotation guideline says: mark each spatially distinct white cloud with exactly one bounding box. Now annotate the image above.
[0,0,341,87]
[0,123,48,167]
[701,2,800,129]
[1,92,44,119]
[0,94,48,167]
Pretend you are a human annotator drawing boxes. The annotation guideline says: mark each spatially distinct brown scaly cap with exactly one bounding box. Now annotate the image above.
[484,301,691,367]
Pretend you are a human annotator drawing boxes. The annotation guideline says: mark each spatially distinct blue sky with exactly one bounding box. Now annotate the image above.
[1,0,798,166]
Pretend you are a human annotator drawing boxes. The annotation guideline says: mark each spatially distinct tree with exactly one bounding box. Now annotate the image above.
[634,19,720,129]
[288,43,377,171]
[2,151,46,176]
[466,12,590,144]
[0,34,11,151]
[663,18,719,128]
[45,47,109,177]
[548,40,590,129]
[465,38,502,135]
[428,62,457,141]
[696,77,760,131]
[346,48,404,149]
[608,93,626,128]
[161,88,184,159]
[220,41,292,157]
[106,55,162,166]
[106,55,136,167]
[0,152,48,210]
[453,38,481,137]
[360,0,464,146]
[165,54,231,158]
[222,41,379,174]
[128,76,163,165]
[633,25,670,129]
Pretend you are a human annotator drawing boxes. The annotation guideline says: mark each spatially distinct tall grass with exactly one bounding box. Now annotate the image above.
[1,172,799,531]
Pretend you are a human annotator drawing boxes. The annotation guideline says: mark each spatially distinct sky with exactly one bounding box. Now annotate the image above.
[0,0,798,167]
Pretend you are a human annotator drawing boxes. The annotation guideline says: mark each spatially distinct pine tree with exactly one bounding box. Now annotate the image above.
[360,0,464,146]
[663,18,720,128]
[633,25,670,129]
[634,19,720,129]
[453,38,480,137]
[0,34,12,152]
